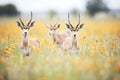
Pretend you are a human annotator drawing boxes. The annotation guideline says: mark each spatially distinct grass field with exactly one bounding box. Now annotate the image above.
[0,17,120,80]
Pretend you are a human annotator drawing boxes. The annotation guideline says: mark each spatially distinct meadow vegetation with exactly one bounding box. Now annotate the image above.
[0,17,120,80]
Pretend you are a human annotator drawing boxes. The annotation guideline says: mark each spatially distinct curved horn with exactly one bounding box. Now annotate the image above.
[19,17,24,26]
[68,13,71,24]
[54,18,59,27]
[76,13,81,29]
[68,13,73,28]
[78,13,80,25]
[27,11,32,26]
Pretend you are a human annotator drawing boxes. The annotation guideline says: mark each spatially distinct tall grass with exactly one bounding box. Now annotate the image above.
[0,18,120,80]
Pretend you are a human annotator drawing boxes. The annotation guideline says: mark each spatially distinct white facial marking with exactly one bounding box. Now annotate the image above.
[73,31,77,35]
[49,30,55,36]
[72,31,78,40]
[22,29,29,37]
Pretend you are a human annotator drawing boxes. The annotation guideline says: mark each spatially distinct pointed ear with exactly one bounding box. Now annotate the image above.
[77,24,84,30]
[66,23,72,29]
[45,24,51,28]
[29,21,35,27]
[66,23,69,28]
[57,24,60,28]
[54,24,60,30]
[80,24,84,28]
[16,21,21,27]
[16,21,23,29]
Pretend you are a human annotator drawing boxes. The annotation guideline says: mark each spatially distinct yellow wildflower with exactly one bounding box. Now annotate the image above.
[10,45,15,49]
[12,54,17,58]
[4,46,9,51]
[99,45,106,55]
[8,48,13,52]
[63,48,67,51]
[78,39,83,44]
[110,44,117,50]
[29,44,34,49]
[34,48,40,53]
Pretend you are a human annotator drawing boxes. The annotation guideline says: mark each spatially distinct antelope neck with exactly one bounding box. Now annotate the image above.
[23,35,28,40]
[72,39,77,48]
[52,31,57,42]
[72,36,77,42]
[52,31,56,38]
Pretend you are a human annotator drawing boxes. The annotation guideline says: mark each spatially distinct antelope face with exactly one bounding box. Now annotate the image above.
[22,29,29,37]
[49,29,55,36]
[66,24,84,40]
[71,30,78,40]
[16,12,35,37]
[45,24,60,36]
[66,13,84,40]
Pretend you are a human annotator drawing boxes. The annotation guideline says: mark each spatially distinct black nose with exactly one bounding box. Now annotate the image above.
[25,32,27,35]
[74,35,76,37]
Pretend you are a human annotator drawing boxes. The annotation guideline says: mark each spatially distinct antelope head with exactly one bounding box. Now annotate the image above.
[45,20,60,36]
[66,13,84,40]
[16,12,35,38]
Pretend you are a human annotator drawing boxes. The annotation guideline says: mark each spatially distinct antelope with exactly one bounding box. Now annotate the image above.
[16,12,40,56]
[45,20,71,46]
[62,13,84,54]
